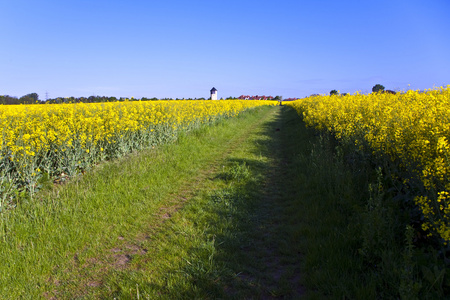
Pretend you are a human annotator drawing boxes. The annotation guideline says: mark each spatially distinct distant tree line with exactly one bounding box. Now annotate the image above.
[47,96,124,104]
[371,84,396,94]
[0,93,217,105]
[1,93,273,105]
[327,84,397,97]
[1,85,403,105]
[0,93,43,105]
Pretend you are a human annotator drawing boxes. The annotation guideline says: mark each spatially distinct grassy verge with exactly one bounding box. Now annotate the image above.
[281,109,376,299]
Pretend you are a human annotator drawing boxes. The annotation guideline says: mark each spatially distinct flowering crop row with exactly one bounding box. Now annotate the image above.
[0,100,276,207]
[286,86,450,244]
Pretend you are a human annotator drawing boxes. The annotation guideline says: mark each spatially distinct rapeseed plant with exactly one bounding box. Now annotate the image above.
[0,100,276,203]
[286,86,450,244]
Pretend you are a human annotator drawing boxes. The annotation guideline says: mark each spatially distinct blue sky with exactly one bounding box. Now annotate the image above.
[1,0,449,99]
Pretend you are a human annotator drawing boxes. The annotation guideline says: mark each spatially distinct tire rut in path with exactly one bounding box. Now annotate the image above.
[226,106,306,299]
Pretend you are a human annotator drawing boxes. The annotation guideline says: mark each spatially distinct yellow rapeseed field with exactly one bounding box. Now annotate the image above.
[286,86,450,244]
[0,100,276,199]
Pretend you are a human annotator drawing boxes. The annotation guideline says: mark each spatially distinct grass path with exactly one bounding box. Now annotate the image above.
[0,105,308,299]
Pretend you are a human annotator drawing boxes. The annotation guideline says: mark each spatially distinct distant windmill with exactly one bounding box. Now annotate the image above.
[210,87,217,100]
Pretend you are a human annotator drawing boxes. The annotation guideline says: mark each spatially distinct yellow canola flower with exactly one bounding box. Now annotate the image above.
[0,99,277,192]
[1,100,275,155]
[286,86,450,243]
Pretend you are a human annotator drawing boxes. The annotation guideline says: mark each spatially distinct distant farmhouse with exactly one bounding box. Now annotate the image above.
[238,95,274,100]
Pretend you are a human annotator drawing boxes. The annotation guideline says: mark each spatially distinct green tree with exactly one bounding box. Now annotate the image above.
[28,93,39,101]
[0,95,19,104]
[372,84,385,93]
[18,93,40,104]
[330,89,339,96]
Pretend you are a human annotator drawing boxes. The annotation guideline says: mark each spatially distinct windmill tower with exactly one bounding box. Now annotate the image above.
[210,87,218,100]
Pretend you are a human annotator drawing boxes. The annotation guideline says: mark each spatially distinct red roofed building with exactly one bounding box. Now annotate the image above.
[238,95,274,100]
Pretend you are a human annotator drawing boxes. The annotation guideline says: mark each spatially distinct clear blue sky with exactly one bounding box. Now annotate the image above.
[1,0,449,99]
